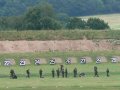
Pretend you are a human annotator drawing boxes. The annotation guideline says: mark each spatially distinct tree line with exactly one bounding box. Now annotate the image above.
[0,3,109,30]
[0,0,120,16]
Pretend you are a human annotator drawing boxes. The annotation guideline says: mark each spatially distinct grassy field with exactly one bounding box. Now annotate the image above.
[0,63,120,90]
[0,51,120,90]
[81,14,120,30]
[0,30,120,40]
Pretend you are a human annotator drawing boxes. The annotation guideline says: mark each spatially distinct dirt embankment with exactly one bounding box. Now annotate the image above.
[0,40,120,53]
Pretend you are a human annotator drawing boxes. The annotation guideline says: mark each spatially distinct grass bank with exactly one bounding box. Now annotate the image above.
[0,30,120,41]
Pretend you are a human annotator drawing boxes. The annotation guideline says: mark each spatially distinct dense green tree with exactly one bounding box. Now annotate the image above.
[0,17,8,30]
[0,16,24,30]
[40,17,62,30]
[87,18,109,30]
[24,3,61,30]
[56,13,70,28]
[66,18,86,29]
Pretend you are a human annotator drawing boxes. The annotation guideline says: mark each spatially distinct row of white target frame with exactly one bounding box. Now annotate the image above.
[0,56,120,66]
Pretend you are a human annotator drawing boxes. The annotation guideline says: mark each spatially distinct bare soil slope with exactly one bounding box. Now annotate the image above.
[0,40,120,53]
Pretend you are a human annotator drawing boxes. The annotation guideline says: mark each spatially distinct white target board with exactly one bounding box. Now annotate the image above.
[111,57,117,63]
[65,58,71,64]
[96,58,101,64]
[4,59,16,66]
[4,60,11,66]
[20,59,26,66]
[80,58,86,64]
[49,58,56,65]
[35,59,40,65]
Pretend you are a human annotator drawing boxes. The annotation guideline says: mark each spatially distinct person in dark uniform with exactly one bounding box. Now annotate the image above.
[13,74,17,79]
[10,69,17,79]
[52,69,55,78]
[10,69,15,79]
[62,69,64,78]
[106,68,110,77]
[56,68,60,78]
[73,67,77,77]
[94,66,99,77]
[26,69,30,78]
[65,68,68,78]
[60,65,64,72]
[39,69,43,78]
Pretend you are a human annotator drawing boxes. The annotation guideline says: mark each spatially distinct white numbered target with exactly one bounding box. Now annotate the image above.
[20,60,26,66]
[66,58,71,64]
[50,59,56,65]
[111,57,117,63]
[35,59,40,65]
[96,58,101,64]
[4,60,11,66]
[80,58,86,64]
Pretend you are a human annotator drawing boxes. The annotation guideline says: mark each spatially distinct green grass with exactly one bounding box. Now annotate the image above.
[0,63,120,90]
[0,30,120,40]
[0,51,120,90]
[81,14,120,30]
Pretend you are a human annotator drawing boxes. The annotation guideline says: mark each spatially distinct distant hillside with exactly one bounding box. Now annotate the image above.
[0,0,120,16]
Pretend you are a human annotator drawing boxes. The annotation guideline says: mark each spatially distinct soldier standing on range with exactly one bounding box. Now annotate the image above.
[106,68,110,77]
[73,67,77,77]
[60,65,64,72]
[62,69,64,78]
[65,68,68,78]
[56,68,60,78]
[39,69,43,78]
[26,69,30,78]
[52,69,55,78]
[10,69,15,79]
[94,66,99,77]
